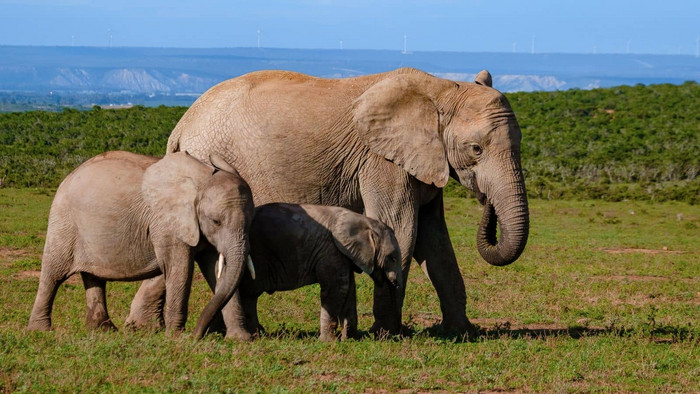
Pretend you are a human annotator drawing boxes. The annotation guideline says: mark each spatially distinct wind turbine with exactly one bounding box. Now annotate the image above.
[107,29,113,48]
[257,29,261,49]
[531,36,535,55]
[402,34,407,54]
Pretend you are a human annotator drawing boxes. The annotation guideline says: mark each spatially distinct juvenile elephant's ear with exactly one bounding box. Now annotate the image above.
[331,210,377,275]
[353,73,450,188]
[209,153,240,177]
[142,153,202,247]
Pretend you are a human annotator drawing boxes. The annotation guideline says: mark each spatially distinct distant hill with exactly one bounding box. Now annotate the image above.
[1,46,699,99]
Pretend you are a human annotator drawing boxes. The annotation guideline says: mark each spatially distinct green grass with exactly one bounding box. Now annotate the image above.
[1,188,698,391]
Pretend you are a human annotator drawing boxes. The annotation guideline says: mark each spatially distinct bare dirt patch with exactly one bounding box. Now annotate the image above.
[15,270,40,279]
[594,274,670,281]
[601,247,683,254]
[14,270,81,285]
[407,312,441,328]
[0,247,33,259]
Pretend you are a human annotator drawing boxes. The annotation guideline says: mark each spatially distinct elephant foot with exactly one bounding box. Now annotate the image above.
[163,327,187,338]
[443,317,479,337]
[369,319,402,338]
[319,332,338,342]
[124,311,165,331]
[436,317,480,341]
[27,318,52,332]
[87,318,118,332]
[340,327,360,341]
[225,329,253,342]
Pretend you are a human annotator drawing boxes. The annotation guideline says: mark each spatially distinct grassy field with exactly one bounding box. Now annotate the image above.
[0,188,698,391]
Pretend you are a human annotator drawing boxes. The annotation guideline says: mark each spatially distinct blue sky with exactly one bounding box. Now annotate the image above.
[1,0,698,55]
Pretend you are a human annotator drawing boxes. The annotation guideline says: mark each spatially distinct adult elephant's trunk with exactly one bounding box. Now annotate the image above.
[193,245,247,339]
[476,151,529,266]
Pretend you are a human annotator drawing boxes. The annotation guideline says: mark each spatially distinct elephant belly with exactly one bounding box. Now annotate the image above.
[72,226,158,281]
[78,260,161,281]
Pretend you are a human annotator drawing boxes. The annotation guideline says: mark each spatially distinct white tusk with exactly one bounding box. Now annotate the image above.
[216,253,224,279]
[247,255,256,280]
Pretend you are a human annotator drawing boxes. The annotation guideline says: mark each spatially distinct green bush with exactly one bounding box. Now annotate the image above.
[1,82,698,203]
[0,105,186,187]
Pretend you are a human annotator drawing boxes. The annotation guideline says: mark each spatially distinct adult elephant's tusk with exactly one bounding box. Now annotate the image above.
[247,255,256,280]
[216,253,224,279]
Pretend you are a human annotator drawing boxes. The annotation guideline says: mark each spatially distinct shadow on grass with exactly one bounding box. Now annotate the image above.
[413,322,697,344]
[206,316,696,343]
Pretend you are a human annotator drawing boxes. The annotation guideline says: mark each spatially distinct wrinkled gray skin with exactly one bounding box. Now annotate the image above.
[228,203,403,342]
[27,151,254,339]
[130,67,529,336]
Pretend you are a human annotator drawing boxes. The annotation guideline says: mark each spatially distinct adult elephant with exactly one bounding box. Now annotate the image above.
[129,67,529,336]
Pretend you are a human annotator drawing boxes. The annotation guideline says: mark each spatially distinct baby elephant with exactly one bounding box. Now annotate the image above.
[28,151,254,339]
[228,203,403,342]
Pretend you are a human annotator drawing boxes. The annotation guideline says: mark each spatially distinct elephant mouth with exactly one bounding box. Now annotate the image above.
[449,166,486,204]
[475,190,487,205]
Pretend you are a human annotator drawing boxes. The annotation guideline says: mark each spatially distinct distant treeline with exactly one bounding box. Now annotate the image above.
[1,82,698,203]
[0,91,197,113]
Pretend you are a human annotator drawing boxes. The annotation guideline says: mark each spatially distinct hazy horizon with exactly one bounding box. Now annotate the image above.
[2,43,699,58]
[1,1,698,56]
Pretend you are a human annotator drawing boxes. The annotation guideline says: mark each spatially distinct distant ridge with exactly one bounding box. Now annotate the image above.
[1,45,698,100]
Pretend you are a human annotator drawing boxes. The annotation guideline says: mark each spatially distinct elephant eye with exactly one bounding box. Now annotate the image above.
[470,143,483,156]
[212,218,222,226]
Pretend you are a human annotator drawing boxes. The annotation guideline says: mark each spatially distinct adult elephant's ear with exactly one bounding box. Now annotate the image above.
[142,153,202,247]
[331,211,377,275]
[474,70,492,87]
[352,73,449,188]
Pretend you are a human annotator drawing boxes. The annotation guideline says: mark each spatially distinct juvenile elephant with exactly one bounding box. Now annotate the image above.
[132,67,529,336]
[228,203,403,342]
[27,151,255,339]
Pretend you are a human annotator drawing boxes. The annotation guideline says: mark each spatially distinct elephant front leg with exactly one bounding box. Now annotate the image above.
[221,291,253,341]
[413,192,474,336]
[158,245,195,333]
[339,272,359,340]
[241,294,263,336]
[319,304,339,342]
[318,264,352,342]
[125,276,166,330]
[363,200,418,336]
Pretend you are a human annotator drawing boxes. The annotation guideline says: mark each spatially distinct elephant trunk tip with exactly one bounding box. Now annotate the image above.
[476,200,529,267]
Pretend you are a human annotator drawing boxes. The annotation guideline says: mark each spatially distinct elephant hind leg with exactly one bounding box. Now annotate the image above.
[28,267,69,331]
[81,272,117,331]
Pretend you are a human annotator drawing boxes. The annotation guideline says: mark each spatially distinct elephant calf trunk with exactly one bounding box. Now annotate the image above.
[193,250,246,339]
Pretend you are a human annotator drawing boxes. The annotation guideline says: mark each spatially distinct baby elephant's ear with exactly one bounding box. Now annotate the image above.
[331,211,377,275]
[142,153,202,247]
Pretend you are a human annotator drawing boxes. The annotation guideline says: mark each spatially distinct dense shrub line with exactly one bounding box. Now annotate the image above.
[509,82,699,203]
[1,82,698,203]
[0,105,185,188]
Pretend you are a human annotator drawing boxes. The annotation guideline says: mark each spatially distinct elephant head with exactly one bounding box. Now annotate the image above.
[331,211,403,290]
[353,69,529,266]
[142,152,254,338]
